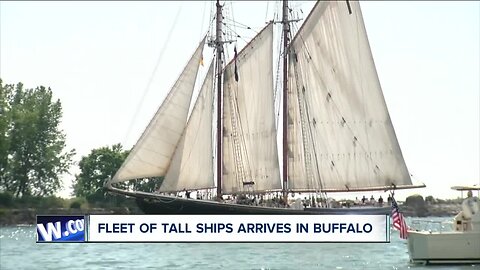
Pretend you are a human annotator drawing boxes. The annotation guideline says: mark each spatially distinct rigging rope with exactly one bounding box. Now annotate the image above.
[123,4,183,146]
[291,50,318,192]
[222,24,249,44]
[229,1,238,42]
[199,1,207,40]
[289,18,326,192]
[273,32,283,130]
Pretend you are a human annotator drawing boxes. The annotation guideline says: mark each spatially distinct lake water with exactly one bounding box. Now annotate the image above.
[1,217,478,270]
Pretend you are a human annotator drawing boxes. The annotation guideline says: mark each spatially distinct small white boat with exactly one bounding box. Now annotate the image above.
[407,186,480,265]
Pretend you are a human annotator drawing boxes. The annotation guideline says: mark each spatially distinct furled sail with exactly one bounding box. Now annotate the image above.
[222,23,281,194]
[111,38,206,183]
[160,60,215,192]
[287,1,412,191]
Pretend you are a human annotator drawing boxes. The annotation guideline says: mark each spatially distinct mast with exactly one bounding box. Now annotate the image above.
[215,0,223,200]
[282,0,289,204]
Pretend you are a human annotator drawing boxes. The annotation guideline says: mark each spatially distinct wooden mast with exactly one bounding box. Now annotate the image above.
[282,0,289,205]
[215,0,223,200]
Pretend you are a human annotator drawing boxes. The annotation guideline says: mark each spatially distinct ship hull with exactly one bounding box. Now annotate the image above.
[136,197,390,215]
[135,196,310,215]
[129,192,390,215]
[106,185,390,215]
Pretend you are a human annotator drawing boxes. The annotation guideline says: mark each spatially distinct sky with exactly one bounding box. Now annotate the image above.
[1,1,479,200]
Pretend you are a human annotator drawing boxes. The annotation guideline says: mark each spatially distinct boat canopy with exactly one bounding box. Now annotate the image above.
[451,185,480,191]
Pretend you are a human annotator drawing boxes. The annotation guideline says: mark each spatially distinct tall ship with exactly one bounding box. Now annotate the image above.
[105,0,424,214]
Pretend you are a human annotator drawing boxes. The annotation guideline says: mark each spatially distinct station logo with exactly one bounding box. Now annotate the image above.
[36,215,86,242]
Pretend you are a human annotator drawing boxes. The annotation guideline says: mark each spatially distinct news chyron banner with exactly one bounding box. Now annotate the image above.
[37,215,390,243]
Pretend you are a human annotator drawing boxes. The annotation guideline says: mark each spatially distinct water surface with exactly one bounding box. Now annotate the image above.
[1,217,478,269]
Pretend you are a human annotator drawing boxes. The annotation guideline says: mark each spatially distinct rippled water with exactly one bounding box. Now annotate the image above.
[1,217,478,270]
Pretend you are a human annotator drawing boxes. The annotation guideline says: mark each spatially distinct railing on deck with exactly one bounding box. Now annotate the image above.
[409,219,454,233]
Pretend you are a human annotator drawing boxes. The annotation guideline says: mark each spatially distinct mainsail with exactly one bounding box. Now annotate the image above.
[222,23,282,194]
[287,1,412,192]
[111,38,206,183]
[160,61,215,192]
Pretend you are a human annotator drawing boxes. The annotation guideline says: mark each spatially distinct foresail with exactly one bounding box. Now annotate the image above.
[111,38,206,183]
[160,60,215,192]
[287,1,412,191]
[222,23,281,194]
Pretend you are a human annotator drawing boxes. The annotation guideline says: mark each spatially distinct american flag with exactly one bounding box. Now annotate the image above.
[391,197,408,239]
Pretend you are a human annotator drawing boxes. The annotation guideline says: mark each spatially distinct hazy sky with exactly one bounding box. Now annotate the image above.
[1,1,479,200]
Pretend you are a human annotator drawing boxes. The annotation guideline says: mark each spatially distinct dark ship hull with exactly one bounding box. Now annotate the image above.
[107,186,390,215]
[135,196,391,215]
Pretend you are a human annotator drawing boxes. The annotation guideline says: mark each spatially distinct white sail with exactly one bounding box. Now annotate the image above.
[222,23,281,194]
[287,1,412,191]
[160,60,215,192]
[111,38,206,183]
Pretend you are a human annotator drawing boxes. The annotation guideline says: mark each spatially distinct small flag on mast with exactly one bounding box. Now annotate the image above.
[234,46,239,82]
[391,196,409,239]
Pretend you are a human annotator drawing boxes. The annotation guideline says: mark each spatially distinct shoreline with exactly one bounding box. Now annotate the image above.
[0,203,461,226]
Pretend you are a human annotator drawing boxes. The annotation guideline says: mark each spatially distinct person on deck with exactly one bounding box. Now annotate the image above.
[378,195,384,206]
[355,197,361,205]
[361,195,367,205]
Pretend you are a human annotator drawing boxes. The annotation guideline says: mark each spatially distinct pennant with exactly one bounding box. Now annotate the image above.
[234,46,238,82]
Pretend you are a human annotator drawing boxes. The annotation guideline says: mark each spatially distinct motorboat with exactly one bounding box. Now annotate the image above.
[407,185,480,264]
